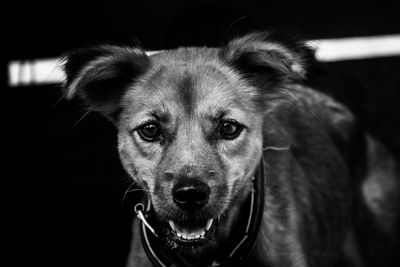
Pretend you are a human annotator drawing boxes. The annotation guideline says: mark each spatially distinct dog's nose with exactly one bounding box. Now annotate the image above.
[172,179,210,210]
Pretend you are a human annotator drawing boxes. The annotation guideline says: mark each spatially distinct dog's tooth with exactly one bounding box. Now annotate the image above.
[169,221,176,231]
[177,232,182,238]
[200,231,206,237]
[206,219,213,231]
[195,234,200,239]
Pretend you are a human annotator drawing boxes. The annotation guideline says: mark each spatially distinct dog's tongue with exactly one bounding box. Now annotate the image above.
[169,221,204,236]
[178,223,203,235]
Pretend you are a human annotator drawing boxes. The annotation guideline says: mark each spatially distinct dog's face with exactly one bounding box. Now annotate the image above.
[63,33,312,257]
[118,49,264,251]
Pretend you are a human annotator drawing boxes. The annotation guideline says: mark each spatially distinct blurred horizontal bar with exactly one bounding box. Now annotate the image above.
[311,34,400,61]
[8,34,400,87]
[8,58,65,87]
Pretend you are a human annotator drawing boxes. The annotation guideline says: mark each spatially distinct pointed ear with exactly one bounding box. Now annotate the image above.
[62,45,150,121]
[220,31,315,89]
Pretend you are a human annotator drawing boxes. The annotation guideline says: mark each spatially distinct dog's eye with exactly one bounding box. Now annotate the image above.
[219,120,243,140]
[137,123,161,142]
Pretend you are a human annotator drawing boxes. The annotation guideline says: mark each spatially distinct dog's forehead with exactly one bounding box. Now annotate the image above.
[124,48,256,120]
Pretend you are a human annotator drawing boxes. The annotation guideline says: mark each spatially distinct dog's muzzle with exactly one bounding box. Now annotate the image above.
[134,155,266,267]
[169,179,214,243]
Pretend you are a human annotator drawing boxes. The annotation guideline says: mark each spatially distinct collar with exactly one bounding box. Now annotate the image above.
[134,156,265,267]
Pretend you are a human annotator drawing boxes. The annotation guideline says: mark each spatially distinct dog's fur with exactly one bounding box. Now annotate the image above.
[63,32,399,267]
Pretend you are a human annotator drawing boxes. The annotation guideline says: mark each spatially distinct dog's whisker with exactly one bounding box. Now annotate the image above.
[111,176,133,185]
[125,188,151,194]
[122,183,151,203]
[72,110,91,128]
[263,145,291,151]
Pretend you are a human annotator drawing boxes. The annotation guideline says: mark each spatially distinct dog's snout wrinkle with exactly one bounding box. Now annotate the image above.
[172,179,210,211]
[163,168,218,181]
[164,171,175,181]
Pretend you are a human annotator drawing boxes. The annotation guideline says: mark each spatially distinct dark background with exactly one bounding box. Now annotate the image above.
[4,1,400,266]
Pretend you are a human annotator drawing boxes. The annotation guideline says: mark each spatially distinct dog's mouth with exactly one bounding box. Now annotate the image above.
[166,218,215,246]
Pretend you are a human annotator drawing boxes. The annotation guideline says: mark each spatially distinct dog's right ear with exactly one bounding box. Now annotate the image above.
[63,45,150,121]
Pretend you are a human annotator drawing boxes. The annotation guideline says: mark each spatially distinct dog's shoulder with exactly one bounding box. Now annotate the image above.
[266,84,358,154]
[291,85,357,144]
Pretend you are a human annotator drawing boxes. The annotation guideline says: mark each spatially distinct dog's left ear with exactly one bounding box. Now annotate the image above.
[220,31,314,88]
[62,45,150,121]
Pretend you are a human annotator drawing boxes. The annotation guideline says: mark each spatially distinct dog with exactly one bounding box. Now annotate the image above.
[63,31,399,267]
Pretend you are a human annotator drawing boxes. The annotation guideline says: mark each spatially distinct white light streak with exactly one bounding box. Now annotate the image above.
[7,34,400,87]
